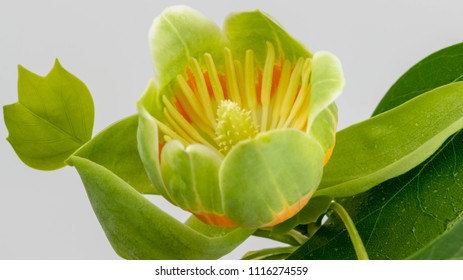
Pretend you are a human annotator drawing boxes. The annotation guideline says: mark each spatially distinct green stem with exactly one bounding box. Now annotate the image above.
[330,202,369,260]
[242,246,297,260]
[253,228,309,246]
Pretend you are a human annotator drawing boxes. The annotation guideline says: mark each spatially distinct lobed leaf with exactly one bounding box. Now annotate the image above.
[3,60,94,170]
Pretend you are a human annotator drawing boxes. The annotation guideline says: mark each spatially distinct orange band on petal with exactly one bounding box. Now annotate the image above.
[323,145,335,166]
[193,212,237,227]
[264,192,313,228]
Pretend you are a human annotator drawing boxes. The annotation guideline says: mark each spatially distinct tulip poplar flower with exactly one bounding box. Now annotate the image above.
[137,6,344,229]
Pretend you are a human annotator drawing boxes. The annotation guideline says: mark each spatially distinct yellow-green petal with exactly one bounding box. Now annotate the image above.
[307,51,344,131]
[224,10,311,64]
[149,5,229,89]
[220,129,325,229]
[308,102,338,164]
[160,141,224,216]
[137,101,171,201]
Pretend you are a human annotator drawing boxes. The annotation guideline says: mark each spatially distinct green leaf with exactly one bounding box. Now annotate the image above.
[220,129,324,229]
[149,5,228,89]
[317,82,463,198]
[409,206,463,260]
[290,43,463,260]
[72,115,157,194]
[242,246,296,260]
[3,60,94,170]
[289,131,463,259]
[224,10,311,64]
[373,42,463,115]
[68,155,253,260]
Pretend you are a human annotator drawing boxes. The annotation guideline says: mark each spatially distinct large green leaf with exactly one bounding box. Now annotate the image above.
[289,132,463,259]
[373,42,463,115]
[3,60,94,170]
[72,115,157,194]
[67,156,252,260]
[317,82,463,198]
[289,42,463,260]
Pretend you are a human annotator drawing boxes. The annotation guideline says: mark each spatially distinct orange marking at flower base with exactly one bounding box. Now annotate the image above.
[271,65,283,98]
[264,192,313,228]
[193,212,237,227]
[158,143,165,157]
[186,67,198,93]
[323,145,335,166]
[218,74,229,100]
[174,97,191,123]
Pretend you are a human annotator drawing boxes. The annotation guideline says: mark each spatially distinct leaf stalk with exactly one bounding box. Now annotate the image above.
[330,201,369,260]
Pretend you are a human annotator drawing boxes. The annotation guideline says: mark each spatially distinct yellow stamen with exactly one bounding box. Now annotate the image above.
[278,57,304,128]
[176,75,211,127]
[283,58,312,127]
[189,58,216,127]
[244,50,258,126]
[270,59,291,129]
[158,43,314,156]
[163,108,197,145]
[175,94,216,138]
[163,96,214,149]
[260,42,275,132]
[292,86,312,130]
[204,53,225,103]
[234,60,246,109]
[224,48,242,106]
[156,120,189,147]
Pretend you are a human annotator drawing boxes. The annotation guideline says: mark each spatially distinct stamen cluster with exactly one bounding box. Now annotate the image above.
[157,42,313,155]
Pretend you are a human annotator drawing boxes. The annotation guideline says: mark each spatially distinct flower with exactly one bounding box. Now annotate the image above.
[138,6,344,229]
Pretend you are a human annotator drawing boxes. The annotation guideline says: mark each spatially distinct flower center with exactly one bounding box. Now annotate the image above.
[157,43,313,155]
[215,100,258,154]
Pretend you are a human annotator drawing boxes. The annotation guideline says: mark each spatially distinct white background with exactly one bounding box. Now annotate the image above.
[1,0,462,259]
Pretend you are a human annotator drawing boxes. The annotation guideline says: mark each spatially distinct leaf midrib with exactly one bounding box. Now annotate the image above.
[16,101,85,145]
